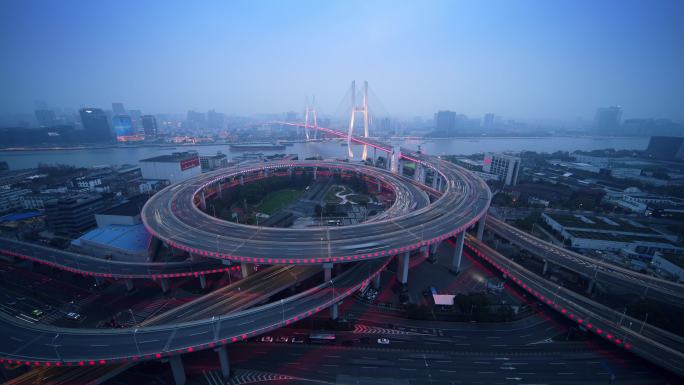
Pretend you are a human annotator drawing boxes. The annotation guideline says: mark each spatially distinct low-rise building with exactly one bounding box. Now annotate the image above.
[651,253,684,282]
[200,152,228,171]
[0,188,31,213]
[71,224,152,262]
[541,212,683,256]
[139,151,201,184]
[483,153,520,186]
[20,193,65,211]
[94,195,148,228]
[45,194,105,236]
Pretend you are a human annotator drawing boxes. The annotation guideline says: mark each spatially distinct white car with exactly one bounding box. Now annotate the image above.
[260,336,274,343]
[66,312,81,320]
[377,338,390,345]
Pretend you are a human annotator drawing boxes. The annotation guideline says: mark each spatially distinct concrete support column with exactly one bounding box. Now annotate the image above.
[124,278,134,292]
[198,274,207,289]
[217,181,223,199]
[241,262,251,279]
[399,251,410,285]
[313,167,317,180]
[373,270,382,290]
[216,346,230,379]
[586,279,595,295]
[323,262,333,282]
[476,215,487,240]
[239,175,244,185]
[169,355,186,385]
[377,180,382,192]
[420,246,429,259]
[330,302,339,320]
[160,278,170,294]
[451,231,465,274]
[385,155,391,171]
[200,191,206,210]
[429,242,439,259]
[413,164,422,182]
[542,260,549,275]
[431,172,438,189]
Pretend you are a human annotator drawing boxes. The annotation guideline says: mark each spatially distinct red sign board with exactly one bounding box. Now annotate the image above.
[180,156,200,171]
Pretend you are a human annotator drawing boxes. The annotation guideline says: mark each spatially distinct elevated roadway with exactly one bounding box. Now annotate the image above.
[466,234,684,378]
[3,265,321,385]
[0,237,235,279]
[486,216,684,307]
[142,160,489,264]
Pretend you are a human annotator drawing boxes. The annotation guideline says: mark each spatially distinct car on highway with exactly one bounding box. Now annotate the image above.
[276,336,289,343]
[31,309,44,317]
[66,312,82,321]
[290,337,305,344]
[260,336,274,343]
[377,338,390,345]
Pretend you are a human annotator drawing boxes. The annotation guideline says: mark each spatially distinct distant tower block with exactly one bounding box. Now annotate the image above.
[304,96,318,141]
[347,80,370,160]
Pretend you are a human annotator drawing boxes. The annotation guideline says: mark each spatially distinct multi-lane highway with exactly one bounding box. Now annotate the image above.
[0,126,491,367]
[466,234,684,378]
[3,265,322,385]
[486,216,684,306]
[0,237,234,279]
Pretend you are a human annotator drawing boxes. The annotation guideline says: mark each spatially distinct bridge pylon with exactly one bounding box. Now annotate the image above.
[346,80,370,160]
[304,96,318,141]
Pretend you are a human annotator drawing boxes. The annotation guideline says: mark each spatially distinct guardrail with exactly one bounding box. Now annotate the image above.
[0,237,238,279]
[466,235,684,377]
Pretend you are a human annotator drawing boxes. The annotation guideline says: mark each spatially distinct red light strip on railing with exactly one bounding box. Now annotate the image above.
[464,241,632,352]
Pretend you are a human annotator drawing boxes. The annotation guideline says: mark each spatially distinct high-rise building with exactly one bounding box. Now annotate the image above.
[112,102,126,115]
[128,109,142,130]
[142,115,158,138]
[35,109,56,127]
[186,110,206,129]
[79,108,113,142]
[594,106,623,133]
[483,152,521,186]
[482,113,496,130]
[207,109,225,129]
[434,110,456,134]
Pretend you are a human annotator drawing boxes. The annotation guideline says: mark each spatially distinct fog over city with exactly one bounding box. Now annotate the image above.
[1,2,684,385]
[1,0,683,122]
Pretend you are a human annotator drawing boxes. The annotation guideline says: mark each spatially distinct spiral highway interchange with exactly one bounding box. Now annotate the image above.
[0,143,492,367]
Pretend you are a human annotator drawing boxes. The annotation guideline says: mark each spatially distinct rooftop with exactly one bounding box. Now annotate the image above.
[661,254,684,269]
[567,230,676,246]
[99,195,149,217]
[140,152,198,163]
[0,212,43,222]
[73,223,151,253]
[546,213,657,234]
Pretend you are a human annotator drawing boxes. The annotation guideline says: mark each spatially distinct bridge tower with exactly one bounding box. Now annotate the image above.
[346,80,370,160]
[304,96,318,141]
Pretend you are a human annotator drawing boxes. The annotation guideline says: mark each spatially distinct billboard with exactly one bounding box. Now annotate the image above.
[112,115,143,142]
[180,156,200,171]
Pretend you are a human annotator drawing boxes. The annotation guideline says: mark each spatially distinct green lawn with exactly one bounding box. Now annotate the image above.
[258,189,305,215]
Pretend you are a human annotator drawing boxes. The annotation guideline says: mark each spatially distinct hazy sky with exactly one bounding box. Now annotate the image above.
[1,0,682,121]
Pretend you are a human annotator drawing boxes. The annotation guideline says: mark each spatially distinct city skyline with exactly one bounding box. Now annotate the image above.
[1,0,683,122]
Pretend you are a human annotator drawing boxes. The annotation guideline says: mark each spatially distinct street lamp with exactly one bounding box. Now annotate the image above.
[51,334,61,362]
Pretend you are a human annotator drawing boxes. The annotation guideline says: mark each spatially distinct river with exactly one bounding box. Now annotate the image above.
[0,136,649,170]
